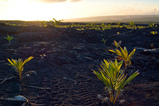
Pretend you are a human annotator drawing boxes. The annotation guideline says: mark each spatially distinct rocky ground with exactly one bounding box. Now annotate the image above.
[0,22,159,106]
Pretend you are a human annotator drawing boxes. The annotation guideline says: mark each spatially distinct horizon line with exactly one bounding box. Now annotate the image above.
[0,15,159,21]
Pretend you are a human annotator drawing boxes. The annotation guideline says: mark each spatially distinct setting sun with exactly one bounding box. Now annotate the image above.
[0,0,71,20]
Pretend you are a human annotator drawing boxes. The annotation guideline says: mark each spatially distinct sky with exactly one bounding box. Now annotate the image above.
[0,0,159,21]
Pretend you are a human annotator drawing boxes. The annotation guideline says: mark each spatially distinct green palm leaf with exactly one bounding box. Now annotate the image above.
[122,71,139,88]
[7,56,34,79]
[127,48,136,60]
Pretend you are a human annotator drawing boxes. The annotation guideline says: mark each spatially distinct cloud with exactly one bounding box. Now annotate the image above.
[113,6,145,15]
[150,8,159,15]
[134,4,138,6]
[37,0,67,3]
[70,0,82,2]
[154,8,157,11]
[35,0,82,3]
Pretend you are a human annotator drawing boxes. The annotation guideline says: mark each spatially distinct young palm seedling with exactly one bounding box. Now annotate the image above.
[101,38,107,44]
[7,56,34,79]
[117,32,120,35]
[40,20,47,27]
[93,59,139,104]
[129,21,135,27]
[52,18,63,26]
[109,41,136,70]
[4,35,14,45]
[150,31,158,35]
[149,22,155,28]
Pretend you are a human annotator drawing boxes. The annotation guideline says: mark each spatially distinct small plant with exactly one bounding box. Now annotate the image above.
[117,22,121,26]
[93,59,139,104]
[7,56,34,79]
[52,18,63,26]
[150,31,158,35]
[40,20,47,27]
[49,18,63,27]
[4,35,14,45]
[109,41,136,69]
[117,32,120,35]
[101,23,105,27]
[90,23,95,27]
[149,22,155,28]
[129,21,135,27]
[101,38,107,44]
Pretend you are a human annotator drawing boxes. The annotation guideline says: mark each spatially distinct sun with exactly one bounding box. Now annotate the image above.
[6,1,69,21]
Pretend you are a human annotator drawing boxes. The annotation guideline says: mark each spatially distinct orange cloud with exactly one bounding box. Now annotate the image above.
[35,0,82,3]
[70,0,82,2]
[37,0,66,3]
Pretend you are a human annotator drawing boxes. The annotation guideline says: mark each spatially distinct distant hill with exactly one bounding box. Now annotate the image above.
[63,15,159,24]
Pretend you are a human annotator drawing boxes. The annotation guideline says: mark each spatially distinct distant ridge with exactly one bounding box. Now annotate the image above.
[63,15,159,23]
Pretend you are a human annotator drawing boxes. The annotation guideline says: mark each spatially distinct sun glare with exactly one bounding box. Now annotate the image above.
[0,0,158,21]
[4,0,69,21]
